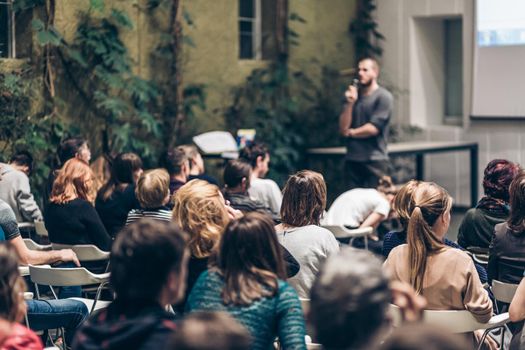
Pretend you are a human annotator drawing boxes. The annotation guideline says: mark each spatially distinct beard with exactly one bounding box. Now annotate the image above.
[359,78,373,87]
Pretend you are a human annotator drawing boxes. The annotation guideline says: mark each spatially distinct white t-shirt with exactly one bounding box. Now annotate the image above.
[248,177,282,216]
[276,225,340,298]
[323,188,390,227]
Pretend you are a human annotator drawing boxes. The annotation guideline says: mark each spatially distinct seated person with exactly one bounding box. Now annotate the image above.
[222,159,276,220]
[508,272,525,349]
[382,180,488,284]
[0,200,88,346]
[159,147,190,197]
[458,159,519,250]
[95,152,143,237]
[180,144,219,186]
[239,142,282,217]
[275,170,340,298]
[187,212,307,350]
[45,158,111,251]
[44,137,91,211]
[126,169,173,225]
[73,219,187,349]
[311,247,424,350]
[383,182,492,346]
[168,311,251,350]
[323,176,396,253]
[488,170,525,284]
[0,151,43,224]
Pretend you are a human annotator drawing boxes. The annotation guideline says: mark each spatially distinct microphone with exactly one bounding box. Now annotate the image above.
[352,78,359,88]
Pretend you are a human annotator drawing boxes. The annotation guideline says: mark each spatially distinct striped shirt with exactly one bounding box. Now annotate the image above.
[125,208,172,225]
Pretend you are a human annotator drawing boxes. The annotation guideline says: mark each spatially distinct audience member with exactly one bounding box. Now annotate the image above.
[275,170,340,298]
[0,151,43,224]
[223,159,276,220]
[96,152,143,237]
[172,179,237,312]
[45,158,111,251]
[168,311,251,350]
[160,146,190,197]
[458,159,519,250]
[310,247,390,349]
[73,219,188,350]
[180,144,219,186]
[382,180,488,284]
[44,137,91,210]
[377,323,469,350]
[239,142,282,216]
[488,170,525,284]
[0,203,89,346]
[187,212,307,350]
[0,243,43,350]
[126,169,172,225]
[324,175,396,253]
[383,182,492,345]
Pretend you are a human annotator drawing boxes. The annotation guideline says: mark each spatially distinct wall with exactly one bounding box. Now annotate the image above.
[377,0,525,207]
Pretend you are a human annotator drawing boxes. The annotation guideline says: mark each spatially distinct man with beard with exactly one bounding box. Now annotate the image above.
[339,57,393,189]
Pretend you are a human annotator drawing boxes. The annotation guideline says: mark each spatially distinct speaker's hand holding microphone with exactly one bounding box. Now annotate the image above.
[344,78,359,104]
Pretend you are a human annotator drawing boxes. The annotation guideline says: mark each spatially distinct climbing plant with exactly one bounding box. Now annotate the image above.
[349,0,384,61]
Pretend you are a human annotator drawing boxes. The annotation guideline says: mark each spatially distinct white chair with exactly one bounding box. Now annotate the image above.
[28,265,111,314]
[389,304,509,350]
[492,280,519,304]
[51,243,110,263]
[321,226,373,250]
[23,238,52,251]
[34,221,49,237]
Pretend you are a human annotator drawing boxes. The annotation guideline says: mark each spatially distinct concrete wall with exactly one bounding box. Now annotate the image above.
[377,0,525,207]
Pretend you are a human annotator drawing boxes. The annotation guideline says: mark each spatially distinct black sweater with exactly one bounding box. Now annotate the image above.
[45,198,112,251]
[95,185,141,238]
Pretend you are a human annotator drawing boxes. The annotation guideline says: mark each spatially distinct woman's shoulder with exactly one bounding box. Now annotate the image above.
[389,243,409,256]
[437,246,472,263]
[277,279,300,300]
[2,323,43,350]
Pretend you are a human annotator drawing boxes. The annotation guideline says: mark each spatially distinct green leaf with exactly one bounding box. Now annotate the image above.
[111,9,134,29]
[289,12,307,23]
[90,0,105,12]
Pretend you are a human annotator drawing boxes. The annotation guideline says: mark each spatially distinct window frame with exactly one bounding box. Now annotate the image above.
[0,0,15,58]
[239,0,262,60]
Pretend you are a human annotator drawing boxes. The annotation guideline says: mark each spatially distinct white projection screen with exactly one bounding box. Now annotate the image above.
[472,0,525,118]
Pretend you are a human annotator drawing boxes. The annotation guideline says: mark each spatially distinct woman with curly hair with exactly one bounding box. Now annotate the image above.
[45,158,111,252]
[458,159,520,250]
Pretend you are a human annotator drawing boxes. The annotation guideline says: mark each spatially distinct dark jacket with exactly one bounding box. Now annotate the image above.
[458,207,508,250]
[73,301,177,350]
[488,222,525,284]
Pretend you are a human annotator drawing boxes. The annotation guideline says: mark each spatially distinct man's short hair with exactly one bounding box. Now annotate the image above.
[57,137,87,165]
[358,56,380,73]
[160,147,189,176]
[136,169,170,209]
[10,151,33,174]
[223,159,252,189]
[238,142,269,169]
[310,247,390,350]
[169,311,251,350]
[110,219,187,302]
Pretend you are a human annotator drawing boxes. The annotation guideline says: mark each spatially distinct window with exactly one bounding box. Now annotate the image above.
[0,0,14,58]
[238,0,276,60]
[443,18,463,125]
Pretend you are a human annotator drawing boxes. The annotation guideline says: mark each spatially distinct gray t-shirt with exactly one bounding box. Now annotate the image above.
[344,86,393,161]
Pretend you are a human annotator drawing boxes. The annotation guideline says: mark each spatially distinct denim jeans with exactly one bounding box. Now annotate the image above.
[26,299,89,344]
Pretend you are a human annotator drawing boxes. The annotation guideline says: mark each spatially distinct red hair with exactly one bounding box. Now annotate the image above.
[50,158,95,204]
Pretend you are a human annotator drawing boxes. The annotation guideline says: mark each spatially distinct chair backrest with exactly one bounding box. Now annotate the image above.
[29,265,110,287]
[389,304,496,333]
[51,243,110,262]
[34,221,48,237]
[23,239,52,251]
[492,280,519,304]
[321,226,373,239]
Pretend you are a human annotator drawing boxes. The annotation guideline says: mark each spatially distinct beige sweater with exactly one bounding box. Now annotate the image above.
[384,244,492,323]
